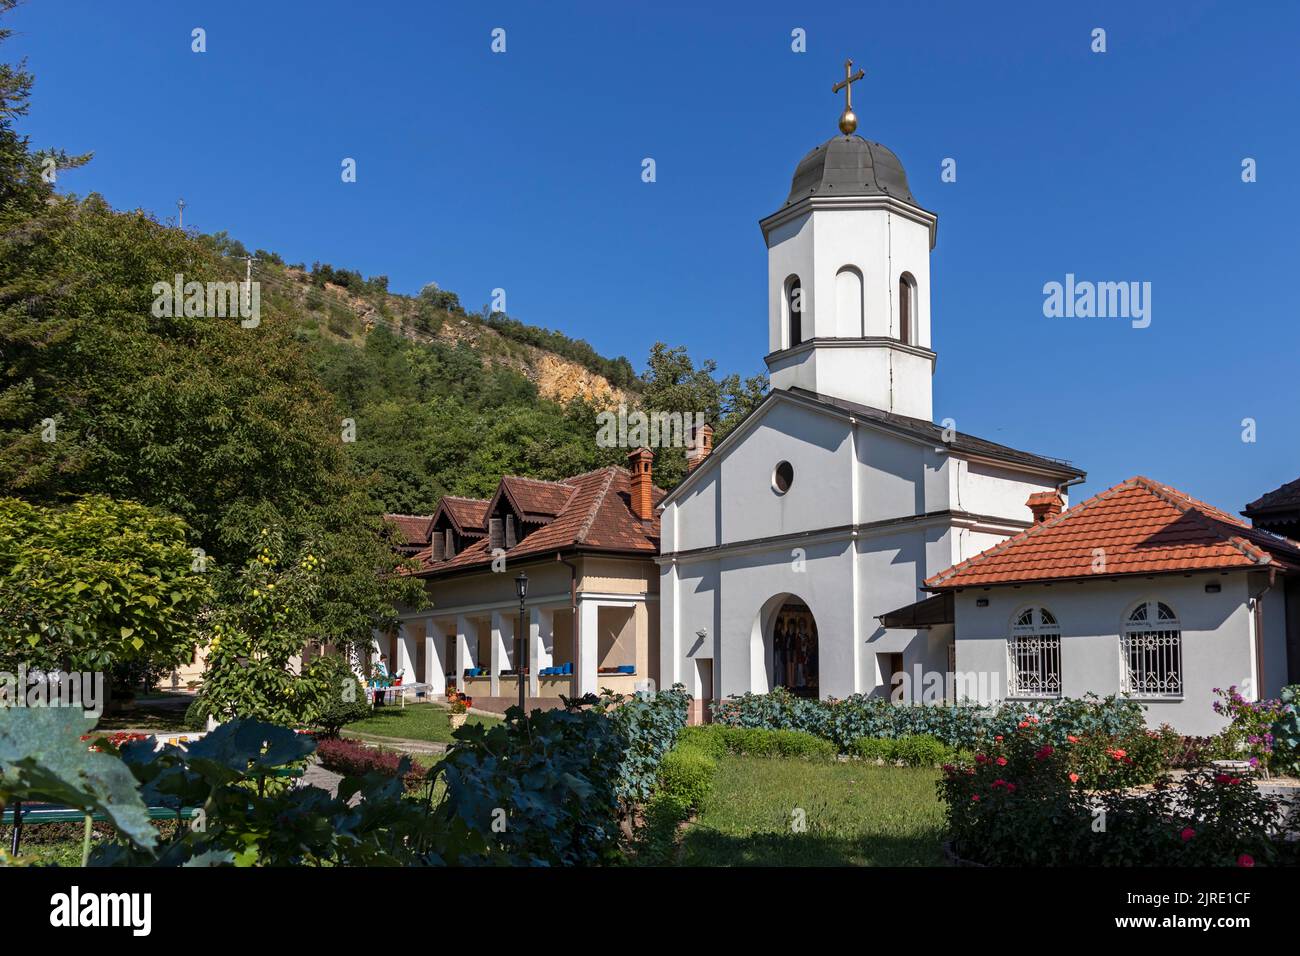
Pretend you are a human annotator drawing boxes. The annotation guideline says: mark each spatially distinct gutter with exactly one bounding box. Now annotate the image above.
[1251,567,1276,699]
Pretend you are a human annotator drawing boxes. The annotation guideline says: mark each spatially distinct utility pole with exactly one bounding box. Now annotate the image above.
[176,197,186,228]
[242,254,259,315]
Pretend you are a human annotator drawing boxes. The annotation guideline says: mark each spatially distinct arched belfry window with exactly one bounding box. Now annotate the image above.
[835,266,864,337]
[898,272,917,345]
[784,276,803,348]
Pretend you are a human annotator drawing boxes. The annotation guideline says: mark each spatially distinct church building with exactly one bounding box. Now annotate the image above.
[655,67,1084,707]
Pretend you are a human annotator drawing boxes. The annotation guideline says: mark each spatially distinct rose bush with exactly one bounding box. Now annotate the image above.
[939,716,1297,866]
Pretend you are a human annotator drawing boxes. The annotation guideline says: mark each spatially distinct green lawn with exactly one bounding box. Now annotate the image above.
[678,755,947,866]
[344,703,498,744]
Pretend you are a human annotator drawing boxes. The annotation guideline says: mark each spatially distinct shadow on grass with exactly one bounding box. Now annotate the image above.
[679,826,947,867]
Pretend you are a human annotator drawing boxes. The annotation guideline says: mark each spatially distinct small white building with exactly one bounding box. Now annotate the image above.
[910,477,1300,736]
[656,123,1083,707]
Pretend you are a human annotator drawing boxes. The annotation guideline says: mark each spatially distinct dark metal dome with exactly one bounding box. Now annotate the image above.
[783,134,916,207]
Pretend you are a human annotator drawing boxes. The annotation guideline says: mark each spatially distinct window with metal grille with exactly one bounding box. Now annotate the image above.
[1121,601,1182,698]
[1007,607,1061,698]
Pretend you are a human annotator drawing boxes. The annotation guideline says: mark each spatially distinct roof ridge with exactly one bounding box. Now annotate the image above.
[925,479,1139,588]
[1132,476,1271,566]
[503,474,571,488]
[1245,475,1300,513]
[442,495,489,504]
[561,464,628,485]
[575,469,618,544]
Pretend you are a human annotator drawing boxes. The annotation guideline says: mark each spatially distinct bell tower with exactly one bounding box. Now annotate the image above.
[761,60,939,421]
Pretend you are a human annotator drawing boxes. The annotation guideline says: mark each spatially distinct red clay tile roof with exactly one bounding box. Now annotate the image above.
[1244,476,1300,517]
[383,513,434,551]
[925,476,1300,590]
[412,466,662,575]
[491,476,576,521]
[437,496,490,534]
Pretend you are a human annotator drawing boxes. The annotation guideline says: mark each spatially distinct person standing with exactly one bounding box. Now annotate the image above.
[371,654,390,707]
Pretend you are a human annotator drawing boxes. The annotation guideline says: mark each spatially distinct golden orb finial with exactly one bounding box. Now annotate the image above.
[832,59,866,136]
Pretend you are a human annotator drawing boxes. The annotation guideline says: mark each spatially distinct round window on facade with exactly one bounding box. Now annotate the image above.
[772,460,794,495]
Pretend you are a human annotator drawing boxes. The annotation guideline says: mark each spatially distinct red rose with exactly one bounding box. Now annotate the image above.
[1180,828,1195,842]
[1068,772,1080,784]
[995,756,1008,767]
[1237,854,1254,868]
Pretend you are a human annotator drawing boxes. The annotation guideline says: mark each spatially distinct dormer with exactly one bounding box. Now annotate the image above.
[483,476,576,551]
[427,496,489,561]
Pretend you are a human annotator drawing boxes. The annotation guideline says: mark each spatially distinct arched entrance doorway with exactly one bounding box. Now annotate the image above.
[770,599,819,698]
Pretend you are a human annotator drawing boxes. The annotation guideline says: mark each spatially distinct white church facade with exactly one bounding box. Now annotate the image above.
[655,110,1084,707]
[653,89,1300,735]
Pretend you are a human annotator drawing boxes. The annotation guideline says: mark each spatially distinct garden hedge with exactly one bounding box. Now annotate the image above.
[712,688,1147,752]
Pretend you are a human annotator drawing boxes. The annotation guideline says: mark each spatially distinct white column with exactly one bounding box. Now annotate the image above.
[664,562,680,688]
[396,621,418,683]
[530,607,554,698]
[490,610,513,697]
[427,619,448,696]
[577,599,600,696]
[455,615,474,692]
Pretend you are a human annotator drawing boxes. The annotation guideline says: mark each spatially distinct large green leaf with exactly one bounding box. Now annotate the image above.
[0,707,157,851]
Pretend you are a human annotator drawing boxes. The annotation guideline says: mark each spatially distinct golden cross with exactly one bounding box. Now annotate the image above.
[832,59,866,134]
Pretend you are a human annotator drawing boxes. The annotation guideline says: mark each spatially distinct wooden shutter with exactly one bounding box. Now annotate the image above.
[489,517,504,550]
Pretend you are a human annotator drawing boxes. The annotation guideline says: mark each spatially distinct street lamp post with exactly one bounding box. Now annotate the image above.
[514,572,528,714]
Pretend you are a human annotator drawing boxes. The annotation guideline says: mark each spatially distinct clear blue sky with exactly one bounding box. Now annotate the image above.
[8,0,1298,511]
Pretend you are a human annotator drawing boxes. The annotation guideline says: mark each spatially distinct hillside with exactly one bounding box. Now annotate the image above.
[218,244,635,409]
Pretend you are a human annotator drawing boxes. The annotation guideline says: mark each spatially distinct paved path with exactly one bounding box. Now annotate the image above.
[300,761,345,798]
[342,731,451,755]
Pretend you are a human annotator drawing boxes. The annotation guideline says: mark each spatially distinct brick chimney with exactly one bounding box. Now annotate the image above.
[1026,491,1064,524]
[628,447,655,520]
[686,422,714,473]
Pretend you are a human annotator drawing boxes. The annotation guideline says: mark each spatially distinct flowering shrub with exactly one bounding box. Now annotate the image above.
[82,731,150,753]
[1271,685,1300,777]
[1166,734,1230,770]
[1213,686,1290,771]
[939,717,1297,866]
[1066,725,1181,789]
[1085,770,1295,867]
[712,688,1146,752]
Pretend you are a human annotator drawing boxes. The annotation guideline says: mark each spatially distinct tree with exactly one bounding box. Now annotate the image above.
[0,10,424,657]
[196,530,321,725]
[0,496,209,678]
[636,343,768,488]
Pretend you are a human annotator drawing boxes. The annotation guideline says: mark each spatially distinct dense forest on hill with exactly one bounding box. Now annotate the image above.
[0,0,763,708]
